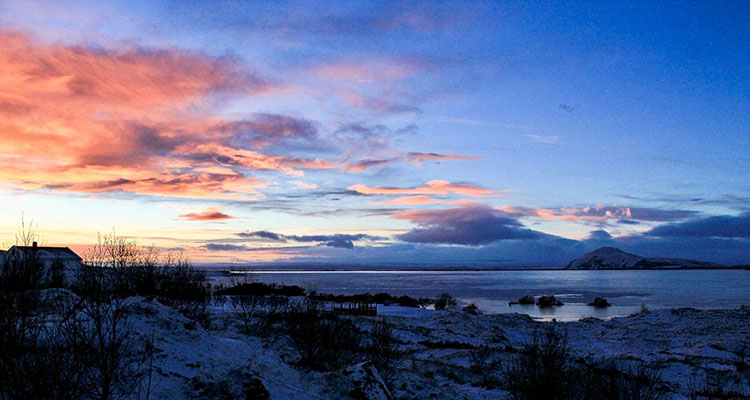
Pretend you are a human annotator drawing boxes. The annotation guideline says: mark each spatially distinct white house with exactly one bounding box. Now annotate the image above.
[3,242,83,285]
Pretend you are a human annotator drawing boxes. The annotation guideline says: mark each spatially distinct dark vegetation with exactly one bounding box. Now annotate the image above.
[310,291,422,308]
[216,279,429,308]
[0,225,212,400]
[501,326,668,400]
[516,295,536,305]
[215,281,305,297]
[283,298,365,370]
[278,298,402,372]
[191,368,269,400]
[79,232,211,324]
[463,303,480,315]
[434,293,458,311]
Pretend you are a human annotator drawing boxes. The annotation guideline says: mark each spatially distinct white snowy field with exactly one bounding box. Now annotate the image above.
[92,295,750,400]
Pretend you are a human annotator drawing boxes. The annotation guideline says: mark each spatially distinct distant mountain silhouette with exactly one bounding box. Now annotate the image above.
[565,247,724,269]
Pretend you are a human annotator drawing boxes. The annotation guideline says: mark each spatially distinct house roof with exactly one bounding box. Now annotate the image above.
[7,245,82,261]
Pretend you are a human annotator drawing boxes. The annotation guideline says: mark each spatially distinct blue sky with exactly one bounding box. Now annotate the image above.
[0,0,748,265]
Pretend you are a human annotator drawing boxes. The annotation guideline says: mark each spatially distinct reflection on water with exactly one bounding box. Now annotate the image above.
[207,269,750,321]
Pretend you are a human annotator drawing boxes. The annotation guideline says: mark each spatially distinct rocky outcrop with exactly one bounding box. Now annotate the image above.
[587,297,611,308]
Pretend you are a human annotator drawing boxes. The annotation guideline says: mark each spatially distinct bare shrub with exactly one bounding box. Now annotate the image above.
[283,298,364,370]
[469,344,501,387]
[688,367,750,400]
[463,303,480,315]
[469,345,495,372]
[0,250,45,294]
[77,296,141,400]
[191,367,269,400]
[418,297,432,309]
[232,293,267,333]
[0,224,147,400]
[368,317,400,370]
[434,293,458,311]
[0,253,46,399]
[733,343,749,371]
[254,295,290,335]
[212,286,228,311]
[502,326,667,400]
[578,360,667,400]
[79,232,210,324]
[227,276,266,333]
[502,327,575,400]
[153,254,210,325]
[0,310,91,400]
[0,261,142,400]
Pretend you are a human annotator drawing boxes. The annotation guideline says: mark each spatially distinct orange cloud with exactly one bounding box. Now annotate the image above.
[349,180,493,197]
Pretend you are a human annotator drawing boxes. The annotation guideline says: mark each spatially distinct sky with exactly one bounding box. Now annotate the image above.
[0,0,748,266]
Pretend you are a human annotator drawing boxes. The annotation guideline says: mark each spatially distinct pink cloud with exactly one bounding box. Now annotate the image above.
[178,208,234,221]
[0,30,486,201]
[349,180,493,197]
[497,205,557,220]
[492,205,697,224]
[290,180,318,190]
[375,195,444,205]
[341,152,481,173]
[316,60,417,83]
[0,30,336,199]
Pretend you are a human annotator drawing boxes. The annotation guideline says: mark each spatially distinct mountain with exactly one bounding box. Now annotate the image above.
[565,247,724,269]
[565,247,644,269]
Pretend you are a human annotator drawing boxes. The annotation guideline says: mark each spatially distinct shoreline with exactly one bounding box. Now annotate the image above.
[210,266,750,273]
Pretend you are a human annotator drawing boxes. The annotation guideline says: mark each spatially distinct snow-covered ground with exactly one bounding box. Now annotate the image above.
[113,298,750,399]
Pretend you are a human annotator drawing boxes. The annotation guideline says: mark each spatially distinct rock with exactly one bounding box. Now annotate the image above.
[462,303,480,315]
[518,295,535,305]
[343,361,393,400]
[587,297,611,308]
[536,295,563,307]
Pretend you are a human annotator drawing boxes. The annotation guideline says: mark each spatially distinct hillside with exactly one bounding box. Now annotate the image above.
[566,247,724,269]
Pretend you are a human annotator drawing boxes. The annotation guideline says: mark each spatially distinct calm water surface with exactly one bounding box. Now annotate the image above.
[207,269,750,321]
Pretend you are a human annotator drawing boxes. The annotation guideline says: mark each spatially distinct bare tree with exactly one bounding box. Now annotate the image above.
[15,214,40,247]
[78,296,140,400]
[230,278,267,333]
[368,317,400,370]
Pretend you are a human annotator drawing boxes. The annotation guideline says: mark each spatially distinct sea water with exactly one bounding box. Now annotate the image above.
[206,269,750,321]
